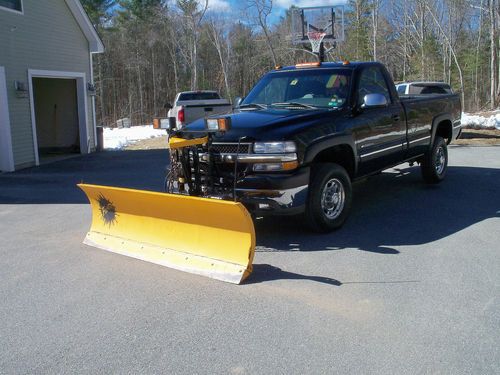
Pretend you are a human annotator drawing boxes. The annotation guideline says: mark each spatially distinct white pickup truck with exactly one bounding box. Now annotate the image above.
[166,91,232,129]
[396,81,453,95]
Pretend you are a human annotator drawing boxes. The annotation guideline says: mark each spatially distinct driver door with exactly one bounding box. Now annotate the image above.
[353,66,406,175]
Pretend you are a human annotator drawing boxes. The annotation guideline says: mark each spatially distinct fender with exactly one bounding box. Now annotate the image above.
[430,113,453,145]
[303,134,358,176]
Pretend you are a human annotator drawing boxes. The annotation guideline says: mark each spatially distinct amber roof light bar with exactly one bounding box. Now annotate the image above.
[295,62,322,68]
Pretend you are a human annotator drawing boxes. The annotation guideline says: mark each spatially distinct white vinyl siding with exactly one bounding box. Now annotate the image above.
[0,0,94,168]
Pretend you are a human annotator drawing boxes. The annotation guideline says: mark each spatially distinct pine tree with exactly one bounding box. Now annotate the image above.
[80,0,116,28]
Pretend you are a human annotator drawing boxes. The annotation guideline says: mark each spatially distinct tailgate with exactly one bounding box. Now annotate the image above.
[178,100,232,124]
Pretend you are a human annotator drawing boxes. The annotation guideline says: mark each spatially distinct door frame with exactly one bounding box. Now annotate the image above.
[28,69,89,165]
[0,66,15,172]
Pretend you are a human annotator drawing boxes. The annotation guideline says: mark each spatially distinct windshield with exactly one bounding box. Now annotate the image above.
[242,69,352,109]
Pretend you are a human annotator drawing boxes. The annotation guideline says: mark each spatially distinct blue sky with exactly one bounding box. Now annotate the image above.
[205,0,348,21]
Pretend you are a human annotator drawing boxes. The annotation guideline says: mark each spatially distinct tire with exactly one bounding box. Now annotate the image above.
[421,136,448,184]
[305,163,352,233]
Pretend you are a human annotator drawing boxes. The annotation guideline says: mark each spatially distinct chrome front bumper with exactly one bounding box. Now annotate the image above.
[236,185,308,215]
[235,167,310,216]
[201,152,298,164]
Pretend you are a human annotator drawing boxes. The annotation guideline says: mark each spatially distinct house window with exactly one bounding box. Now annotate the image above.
[0,0,23,13]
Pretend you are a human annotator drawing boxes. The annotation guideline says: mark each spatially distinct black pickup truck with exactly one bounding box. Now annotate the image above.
[170,61,462,232]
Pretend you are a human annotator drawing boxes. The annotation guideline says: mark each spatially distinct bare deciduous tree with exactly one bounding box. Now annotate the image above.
[87,0,500,126]
[246,0,278,66]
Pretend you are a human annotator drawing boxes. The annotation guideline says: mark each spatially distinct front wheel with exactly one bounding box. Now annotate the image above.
[421,136,448,184]
[305,163,352,233]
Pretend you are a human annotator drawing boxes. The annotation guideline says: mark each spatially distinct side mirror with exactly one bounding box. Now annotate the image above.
[164,102,173,110]
[233,97,243,108]
[361,93,388,109]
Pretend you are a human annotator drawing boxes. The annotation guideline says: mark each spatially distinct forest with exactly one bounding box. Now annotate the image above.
[81,0,500,126]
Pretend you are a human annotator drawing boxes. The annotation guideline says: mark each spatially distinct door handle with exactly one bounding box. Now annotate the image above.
[392,114,400,122]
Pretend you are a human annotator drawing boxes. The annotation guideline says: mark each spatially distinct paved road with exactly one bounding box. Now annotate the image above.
[1,146,499,374]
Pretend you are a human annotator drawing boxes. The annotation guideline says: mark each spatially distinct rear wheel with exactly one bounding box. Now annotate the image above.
[421,136,448,184]
[305,163,352,233]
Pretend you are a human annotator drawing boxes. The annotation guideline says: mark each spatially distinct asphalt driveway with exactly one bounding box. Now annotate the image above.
[1,146,499,374]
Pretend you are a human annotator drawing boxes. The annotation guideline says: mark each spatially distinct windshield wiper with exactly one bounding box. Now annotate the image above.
[238,103,268,110]
[270,102,317,109]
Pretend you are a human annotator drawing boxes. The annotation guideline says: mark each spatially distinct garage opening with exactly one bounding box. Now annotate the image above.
[32,77,80,161]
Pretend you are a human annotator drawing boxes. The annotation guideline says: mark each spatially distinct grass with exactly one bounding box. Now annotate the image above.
[455,129,500,146]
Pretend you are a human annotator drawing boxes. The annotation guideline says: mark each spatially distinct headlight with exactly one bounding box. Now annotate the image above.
[253,141,296,154]
[205,117,231,132]
[206,118,219,130]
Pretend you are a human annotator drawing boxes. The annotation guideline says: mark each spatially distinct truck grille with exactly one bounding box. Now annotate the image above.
[211,143,252,154]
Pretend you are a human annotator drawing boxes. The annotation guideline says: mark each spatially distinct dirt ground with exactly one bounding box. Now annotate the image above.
[124,129,500,150]
[125,135,169,150]
[454,128,500,145]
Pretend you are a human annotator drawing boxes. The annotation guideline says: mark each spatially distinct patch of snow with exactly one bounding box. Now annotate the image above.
[103,125,166,150]
[461,112,500,130]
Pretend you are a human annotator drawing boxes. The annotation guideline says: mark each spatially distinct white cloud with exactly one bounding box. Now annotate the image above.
[275,0,347,8]
[207,0,230,11]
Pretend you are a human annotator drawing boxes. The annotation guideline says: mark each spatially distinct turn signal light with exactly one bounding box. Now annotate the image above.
[281,160,299,170]
[217,118,231,132]
[253,160,298,172]
[153,118,160,129]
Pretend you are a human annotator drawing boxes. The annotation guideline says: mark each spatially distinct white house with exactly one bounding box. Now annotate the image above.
[0,0,104,172]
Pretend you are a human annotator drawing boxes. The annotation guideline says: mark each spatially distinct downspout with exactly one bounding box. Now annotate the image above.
[90,52,97,152]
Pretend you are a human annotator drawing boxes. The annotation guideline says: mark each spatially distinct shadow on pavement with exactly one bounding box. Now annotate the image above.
[247,264,421,286]
[247,264,342,286]
[0,150,169,204]
[255,165,500,254]
[1,151,499,285]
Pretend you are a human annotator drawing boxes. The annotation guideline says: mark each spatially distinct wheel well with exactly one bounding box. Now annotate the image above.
[311,145,355,178]
[435,120,453,144]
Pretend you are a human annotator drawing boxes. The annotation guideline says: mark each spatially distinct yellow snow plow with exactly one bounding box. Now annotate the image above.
[78,183,255,284]
[79,120,258,284]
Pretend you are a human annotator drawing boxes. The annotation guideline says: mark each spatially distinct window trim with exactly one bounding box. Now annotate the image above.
[0,66,15,172]
[0,0,24,15]
[356,66,393,106]
[28,69,90,166]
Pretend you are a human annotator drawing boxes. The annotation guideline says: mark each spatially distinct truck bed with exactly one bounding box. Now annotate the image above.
[400,93,462,143]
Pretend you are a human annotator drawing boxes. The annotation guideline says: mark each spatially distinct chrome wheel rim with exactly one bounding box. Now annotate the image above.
[435,146,446,175]
[321,178,345,220]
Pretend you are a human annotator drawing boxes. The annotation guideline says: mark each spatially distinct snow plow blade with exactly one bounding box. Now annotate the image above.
[78,184,255,284]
